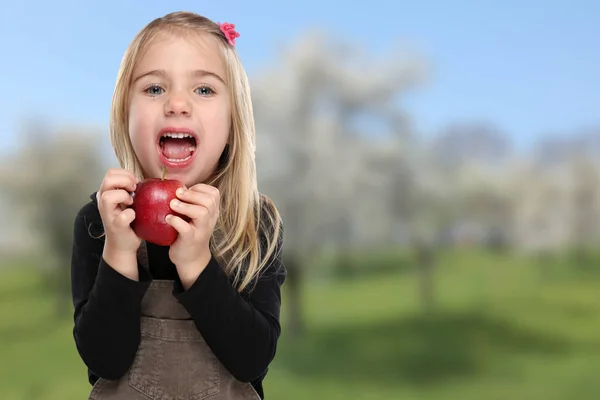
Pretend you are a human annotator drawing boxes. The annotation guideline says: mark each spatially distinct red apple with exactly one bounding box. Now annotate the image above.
[130,168,189,246]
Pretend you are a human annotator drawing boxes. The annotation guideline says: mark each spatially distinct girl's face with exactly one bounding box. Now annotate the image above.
[128,32,231,187]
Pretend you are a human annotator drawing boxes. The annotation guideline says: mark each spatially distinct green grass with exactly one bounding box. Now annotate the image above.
[3,250,600,399]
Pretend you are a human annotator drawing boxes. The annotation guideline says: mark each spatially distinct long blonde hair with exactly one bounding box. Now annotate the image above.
[109,11,282,292]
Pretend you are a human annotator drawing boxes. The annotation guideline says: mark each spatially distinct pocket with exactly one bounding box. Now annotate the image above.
[128,317,221,400]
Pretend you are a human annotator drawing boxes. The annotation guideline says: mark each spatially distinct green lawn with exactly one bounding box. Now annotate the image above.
[2,250,600,399]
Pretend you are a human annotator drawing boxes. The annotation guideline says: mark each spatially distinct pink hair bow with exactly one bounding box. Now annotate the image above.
[218,22,240,46]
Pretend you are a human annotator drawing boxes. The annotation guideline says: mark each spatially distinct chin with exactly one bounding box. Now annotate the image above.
[160,165,212,187]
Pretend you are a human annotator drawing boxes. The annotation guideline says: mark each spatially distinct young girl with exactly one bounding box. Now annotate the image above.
[70,11,285,400]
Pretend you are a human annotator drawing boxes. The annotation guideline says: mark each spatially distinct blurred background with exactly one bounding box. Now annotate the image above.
[1,0,599,399]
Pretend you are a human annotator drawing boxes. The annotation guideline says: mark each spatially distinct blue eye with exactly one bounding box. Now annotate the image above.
[144,84,164,95]
[195,86,215,96]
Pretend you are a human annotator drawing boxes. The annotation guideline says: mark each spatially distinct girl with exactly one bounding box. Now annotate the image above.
[70,11,285,400]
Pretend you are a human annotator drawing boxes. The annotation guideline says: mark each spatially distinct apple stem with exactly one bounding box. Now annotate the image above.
[162,166,166,181]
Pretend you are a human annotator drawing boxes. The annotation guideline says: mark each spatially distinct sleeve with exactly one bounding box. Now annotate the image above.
[70,203,151,380]
[173,218,286,382]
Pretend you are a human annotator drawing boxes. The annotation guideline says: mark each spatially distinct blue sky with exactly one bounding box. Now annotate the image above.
[1,0,598,155]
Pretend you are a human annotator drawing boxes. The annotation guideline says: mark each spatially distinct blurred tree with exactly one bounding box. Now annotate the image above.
[0,120,107,318]
[252,30,426,334]
[533,128,600,166]
[526,129,600,264]
[430,122,512,170]
[567,154,600,265]
[455,163,514,251]
[509,161,566,256]
[402,151,455,313]
[405,123,515,311]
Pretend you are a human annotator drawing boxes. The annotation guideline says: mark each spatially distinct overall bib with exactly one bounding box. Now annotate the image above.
[88,242,261,400]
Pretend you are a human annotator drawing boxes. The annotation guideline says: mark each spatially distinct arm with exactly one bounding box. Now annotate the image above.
[174,224,286,382]
[70,202,151,380]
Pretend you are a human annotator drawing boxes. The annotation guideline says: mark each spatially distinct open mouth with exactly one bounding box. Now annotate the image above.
[158,132,197,163]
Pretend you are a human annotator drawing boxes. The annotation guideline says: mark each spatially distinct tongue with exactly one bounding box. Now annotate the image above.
[161,137,195,159]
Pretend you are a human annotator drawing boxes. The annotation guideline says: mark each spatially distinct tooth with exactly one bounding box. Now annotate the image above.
[161,132,194,139]
[166,154,192,162]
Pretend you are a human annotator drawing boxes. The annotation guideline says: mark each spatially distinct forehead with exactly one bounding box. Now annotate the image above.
[134,30,226,79]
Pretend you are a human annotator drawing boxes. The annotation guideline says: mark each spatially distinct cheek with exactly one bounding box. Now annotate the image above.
[214,104,232,142]
[200,103,231,151]
[128,101,154,150]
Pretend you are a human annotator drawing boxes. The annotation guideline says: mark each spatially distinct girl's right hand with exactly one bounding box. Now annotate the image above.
[97,168,142,254]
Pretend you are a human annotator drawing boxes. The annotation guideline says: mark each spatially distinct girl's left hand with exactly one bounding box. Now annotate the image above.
[166,184,220,288]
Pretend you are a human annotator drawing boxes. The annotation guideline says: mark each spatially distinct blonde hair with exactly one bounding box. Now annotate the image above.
[109,11,282,292]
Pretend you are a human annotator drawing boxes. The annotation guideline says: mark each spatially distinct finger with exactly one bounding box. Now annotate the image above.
[165,214,194,239]
[188,183,220,198]
[101,189,134,209]
[176,188,211,205]
[170,199,209,220]
[177,188,219,214]
[105,168,139,189]
[107,168,139,184]
[101,174,137,193]
[115,208,136,228]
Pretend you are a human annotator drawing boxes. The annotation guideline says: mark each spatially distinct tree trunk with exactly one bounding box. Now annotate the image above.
[283,252,304,338]
[42,264,71,320]
[573,246,590,267]
[56,265,72,319]
[415,243,436,314]
[51,240,73,320]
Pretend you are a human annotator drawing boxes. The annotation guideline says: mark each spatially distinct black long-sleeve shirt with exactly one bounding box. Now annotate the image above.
[70,193,285,399]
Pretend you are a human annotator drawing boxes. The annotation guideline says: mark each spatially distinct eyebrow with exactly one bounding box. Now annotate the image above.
[132,69,225,84]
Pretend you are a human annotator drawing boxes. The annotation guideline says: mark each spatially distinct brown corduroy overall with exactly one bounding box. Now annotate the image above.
[88,242,261,400]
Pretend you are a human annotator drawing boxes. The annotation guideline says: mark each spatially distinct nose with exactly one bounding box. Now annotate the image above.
[164,90,191,116]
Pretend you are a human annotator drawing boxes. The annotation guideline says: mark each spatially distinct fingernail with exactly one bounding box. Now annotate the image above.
[171,199,179,207]
[176,188,183,196]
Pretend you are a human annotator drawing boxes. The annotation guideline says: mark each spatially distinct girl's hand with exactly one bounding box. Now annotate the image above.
[97,168,142,255]
[166,184,220,288]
